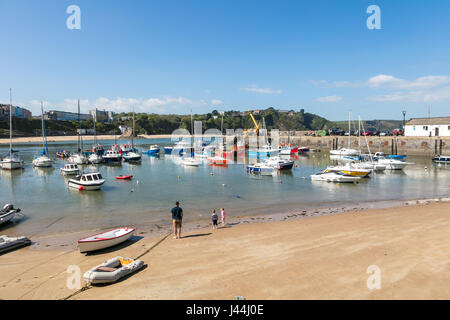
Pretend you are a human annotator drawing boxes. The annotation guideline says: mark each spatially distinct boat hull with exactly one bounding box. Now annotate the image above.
[78,228,135,253]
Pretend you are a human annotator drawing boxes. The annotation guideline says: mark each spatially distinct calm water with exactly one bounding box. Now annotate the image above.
[1,138,450,236]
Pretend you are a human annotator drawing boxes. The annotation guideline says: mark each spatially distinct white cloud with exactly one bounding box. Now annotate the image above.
[241,84,282,95]
[211,99,223,106]
[369,86,450,103]
[316,95,343,103]
[21,96,207,115]
[367,74,450,90]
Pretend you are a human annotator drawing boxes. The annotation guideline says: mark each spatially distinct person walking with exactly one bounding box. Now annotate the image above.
[171,201,183,239]
[220,207,226,227]
[211,209,218,229]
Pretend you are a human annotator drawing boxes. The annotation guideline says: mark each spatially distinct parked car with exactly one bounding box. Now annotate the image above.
[344,130,356,136]
[330,128,345,136]
[379,131,392,136]
[392,128,404,136]
[362,128,379,136]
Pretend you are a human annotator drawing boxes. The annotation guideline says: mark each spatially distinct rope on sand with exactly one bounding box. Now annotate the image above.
[61,231,172,300]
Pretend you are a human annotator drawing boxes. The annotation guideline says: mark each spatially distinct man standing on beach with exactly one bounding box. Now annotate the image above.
[171,201,183,239]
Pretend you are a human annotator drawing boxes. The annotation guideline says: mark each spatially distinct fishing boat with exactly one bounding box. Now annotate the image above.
[1,89,24,170]
[123,112,142,162]
[32,103,54,168]
[67,153,88,165]
[83,256,144,284]
[0,235,31,254]
[247,163,277,175]
[324,164,371,177]
[68,172,105,191]
[60,163,80,175]
[181,158,202,166]
[311,171,361,183]
[0,204,21,226]
[120,144,132,153]
[163,146,173,155]
[432,155,450,164]
[146,145,160,155]
[264,157,294,170]
[88,153,103,164]
[248,144,280,158]
[78,227,135,253]
[103,149,123,163]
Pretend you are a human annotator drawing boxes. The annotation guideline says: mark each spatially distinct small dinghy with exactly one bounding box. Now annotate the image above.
[83,256,144,284]
[0,204,20,226]
[116,175,133,180]
[78,227,135,253]
[0,235,31,254]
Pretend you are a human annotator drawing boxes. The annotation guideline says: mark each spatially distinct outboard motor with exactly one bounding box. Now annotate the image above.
[2,204,14,212]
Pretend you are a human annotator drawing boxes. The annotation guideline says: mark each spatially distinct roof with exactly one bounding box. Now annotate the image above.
[405,117,450,126]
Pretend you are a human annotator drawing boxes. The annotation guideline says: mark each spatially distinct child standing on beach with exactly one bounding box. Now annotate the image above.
[211,209,218,229]
[221,208,226,227]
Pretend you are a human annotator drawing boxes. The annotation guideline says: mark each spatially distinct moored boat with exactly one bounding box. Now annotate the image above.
[311,171,361,183]
[0,204,21,226]
[78,227,135,253]
[68,172,105,190]
[432,155,450,164]
[60,163,80,175]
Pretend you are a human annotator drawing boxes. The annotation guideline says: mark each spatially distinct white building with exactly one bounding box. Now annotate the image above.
[404,117,450,137]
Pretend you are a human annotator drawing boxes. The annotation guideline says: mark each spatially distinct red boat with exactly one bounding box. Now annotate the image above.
[116,175,133,180]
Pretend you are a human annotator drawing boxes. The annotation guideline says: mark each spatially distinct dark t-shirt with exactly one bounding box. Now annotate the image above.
[171,206,183,220]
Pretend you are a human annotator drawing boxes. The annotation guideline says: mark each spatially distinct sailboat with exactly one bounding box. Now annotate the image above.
[0,89,24,170]
[68,100,88,165]
[330,111,360,156]
[88,110,104,164]
[32,102,54,167]
[123,111,141,162]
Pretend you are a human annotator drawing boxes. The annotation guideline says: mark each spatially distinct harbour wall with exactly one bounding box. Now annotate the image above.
[277,135,450,156]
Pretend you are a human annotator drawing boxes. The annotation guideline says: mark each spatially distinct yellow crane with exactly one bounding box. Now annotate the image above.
[247,110,259,135]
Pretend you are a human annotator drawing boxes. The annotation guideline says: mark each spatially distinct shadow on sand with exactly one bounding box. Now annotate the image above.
[181,233,212,239]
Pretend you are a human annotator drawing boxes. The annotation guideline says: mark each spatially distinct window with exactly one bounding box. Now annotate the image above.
[423,126,428,131]
[98,174,103,179]
[448,125,450,131]
[87,175,93,181]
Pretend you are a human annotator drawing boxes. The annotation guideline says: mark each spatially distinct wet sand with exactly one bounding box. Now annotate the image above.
[0,199,449,300]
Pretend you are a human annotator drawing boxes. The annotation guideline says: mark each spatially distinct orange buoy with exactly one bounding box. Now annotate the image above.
[78,186,84,191]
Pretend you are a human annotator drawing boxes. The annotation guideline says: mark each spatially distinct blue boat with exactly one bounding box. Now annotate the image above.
[163,146,173,155]
[146,145,160,155]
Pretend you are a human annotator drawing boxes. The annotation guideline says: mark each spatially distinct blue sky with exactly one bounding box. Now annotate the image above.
[1,0,450,121]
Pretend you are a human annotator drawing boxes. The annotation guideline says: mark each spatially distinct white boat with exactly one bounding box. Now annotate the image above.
[0,235,31,254]
[330,147,360,156]
[324,163,371,177]
[279,146,292,155]
[181,158,202,166]
[351,161,386,172]
[433,155,450,164]
[311,171,361,183]
[0,204,20,226]
[88,153,103,164]
[264,156,294,170]
[1,152,24,170]
[32,103,54,168]
[103,149,123,163]
[377,158,411,170]
[78,227,135,253]
[68,172,105,190]
[247,163,277,175]
[83,256,144,284]
[60,163,80,175]
[68,153,88,165]
[1,89,23,170]
[120,144,132,153]
[33,154,54,167]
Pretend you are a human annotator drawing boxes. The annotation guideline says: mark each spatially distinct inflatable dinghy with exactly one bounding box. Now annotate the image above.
[83,256,144,284]
[0,235,31,254]
[0,204,20,226]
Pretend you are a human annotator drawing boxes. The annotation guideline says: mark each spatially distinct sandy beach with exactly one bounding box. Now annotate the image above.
[0,134,172,145]
[0,199,449,300]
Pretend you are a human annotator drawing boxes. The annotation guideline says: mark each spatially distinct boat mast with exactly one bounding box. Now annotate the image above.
[77,99,81,154]
[41,101,47,155]
[93,108,97,146]
[348,110,351,149]
[131,109,134,149]
[9,88,12,155]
